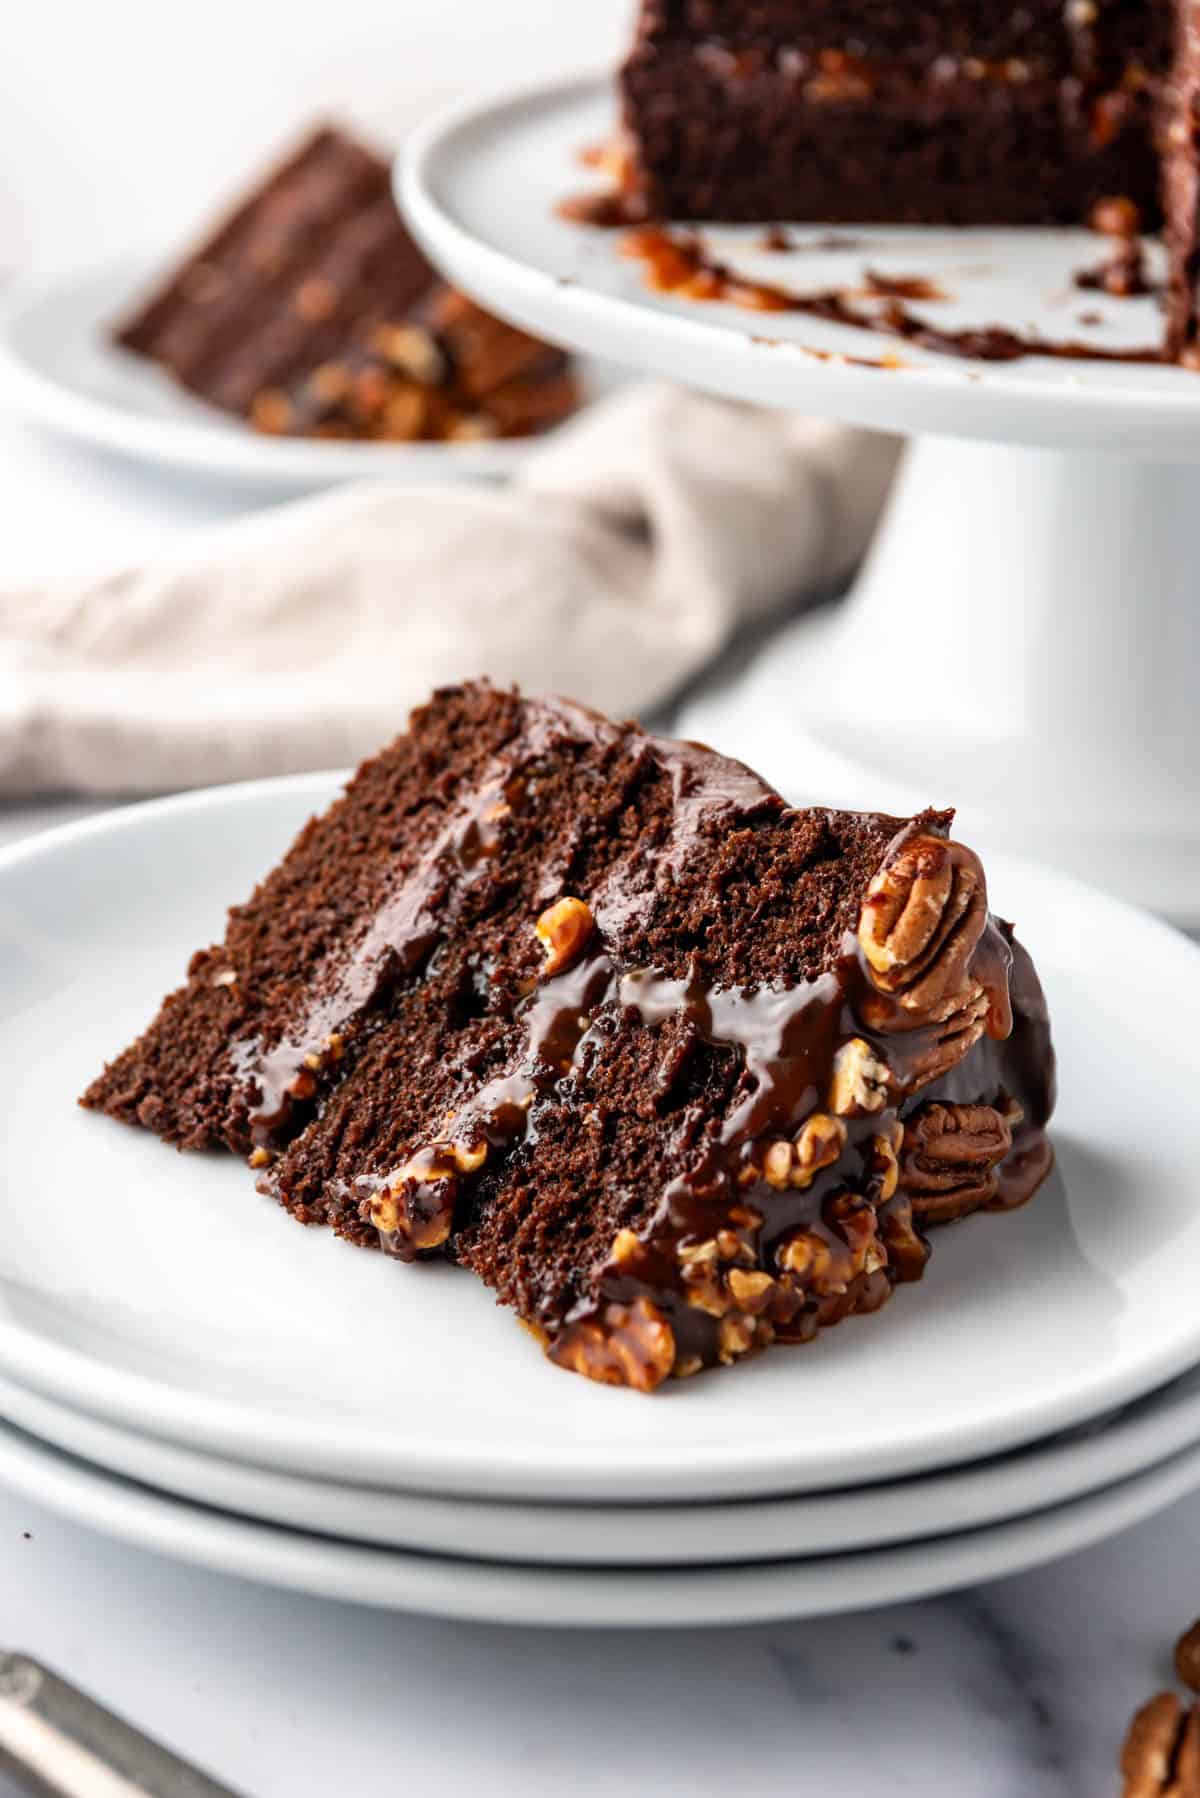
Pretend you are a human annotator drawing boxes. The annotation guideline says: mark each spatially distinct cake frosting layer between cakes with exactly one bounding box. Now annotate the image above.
[83,684,1056,1390]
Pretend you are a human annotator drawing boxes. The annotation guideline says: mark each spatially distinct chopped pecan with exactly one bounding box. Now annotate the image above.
[794,1112,848,1185]
[878,1194,930,1282]
[716,1228,754,1264]
[452,1139,488,1175]
[829,1191,888,1280]
[829,1038,891,1116]
[369,1120,493,1254]
[776,1222,864,1297]
[869,1121,903,1201]
[777,1230,829,1282]
[716,1313,757,1363]
[535,896,594,978]
[901,1101,1013,1223]
[727,1268,776,1313]
[547,1298,675,1392]
[608,1227,643,1270]
[681,1252,730,1316]
[369,1156,457,1257]
[764,1140,795,1189]
[1120,1693,1200,1797]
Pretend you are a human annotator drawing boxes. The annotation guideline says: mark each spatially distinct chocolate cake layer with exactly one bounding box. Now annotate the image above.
[633,0,1174,75]
[83,685,1056,1390]
[115,125,579,442]
[621,39,1163,225]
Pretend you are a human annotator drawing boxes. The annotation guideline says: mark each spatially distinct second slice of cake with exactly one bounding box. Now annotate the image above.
[83,684,1055,1390]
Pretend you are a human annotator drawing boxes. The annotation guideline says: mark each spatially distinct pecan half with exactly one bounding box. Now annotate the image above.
[858,836,996,1079]
[900,1101,1013,1223]
[547,1298,676,1392]
[1120,1693,1200,1797]
[763,1113,847,1189]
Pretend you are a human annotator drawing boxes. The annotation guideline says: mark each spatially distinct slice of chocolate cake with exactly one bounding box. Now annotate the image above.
[114,124,579,442]
[83,685,1055,1390]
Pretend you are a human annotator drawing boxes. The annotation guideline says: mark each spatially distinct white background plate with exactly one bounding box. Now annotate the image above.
[1,774,1198,1500]
[399,74,1200,456]
[1,1414,1198,1627]
[3,1365,1200,1565]
[0,261,610,489]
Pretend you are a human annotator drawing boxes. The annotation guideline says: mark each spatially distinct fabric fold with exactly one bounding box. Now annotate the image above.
[0,383,898,795]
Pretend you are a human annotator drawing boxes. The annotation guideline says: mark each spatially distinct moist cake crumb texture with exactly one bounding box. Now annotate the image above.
[83,684,1056,1390]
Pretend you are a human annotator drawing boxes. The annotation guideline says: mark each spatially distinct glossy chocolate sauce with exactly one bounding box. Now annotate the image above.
[235,767,516,1146]
[237,700,1055,1380]
[368,804,1052,1370]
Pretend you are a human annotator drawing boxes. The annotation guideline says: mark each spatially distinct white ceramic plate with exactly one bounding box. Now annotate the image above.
[2,1413,1198,1627]
[3,1364,1200,1567]
[2,776,1198,1501]
[0,261,610,489]
[399,74,1200,458]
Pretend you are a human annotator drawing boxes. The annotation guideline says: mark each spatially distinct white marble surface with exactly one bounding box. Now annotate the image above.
[1,408,1197,1798]
[0,1472,1195,1797]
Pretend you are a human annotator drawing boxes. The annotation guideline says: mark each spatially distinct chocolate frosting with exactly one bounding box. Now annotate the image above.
[231,702,1054,1386]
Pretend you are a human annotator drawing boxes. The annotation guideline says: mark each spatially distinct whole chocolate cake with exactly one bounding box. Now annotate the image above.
[114,126,580,442]
[617,0,1200,363]
[83,685,1055,1391]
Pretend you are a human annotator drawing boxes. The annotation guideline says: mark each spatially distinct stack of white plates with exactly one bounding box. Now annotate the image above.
[3,774,1199,1628]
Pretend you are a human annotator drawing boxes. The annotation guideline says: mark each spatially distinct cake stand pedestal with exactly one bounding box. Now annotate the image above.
[401,74,1200,922]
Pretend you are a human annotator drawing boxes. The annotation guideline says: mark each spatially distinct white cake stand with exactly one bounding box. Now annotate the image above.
[400,74,1200,920]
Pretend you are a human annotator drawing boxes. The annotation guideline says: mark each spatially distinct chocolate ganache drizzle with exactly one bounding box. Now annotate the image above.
[235,701,1054,1387]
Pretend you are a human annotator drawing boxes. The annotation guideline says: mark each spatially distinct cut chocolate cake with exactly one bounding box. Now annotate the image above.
[114,125,580,442]
[83,685,1055,1390]
[1165,2,1200,361]
[621,0,1168,227]
[616,0,1200,363]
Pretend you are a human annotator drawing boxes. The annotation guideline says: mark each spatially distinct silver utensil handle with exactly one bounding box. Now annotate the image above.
[0,1655,243,1798]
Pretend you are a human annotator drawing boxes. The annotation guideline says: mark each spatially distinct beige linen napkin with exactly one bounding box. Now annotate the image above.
[0,383,898,795]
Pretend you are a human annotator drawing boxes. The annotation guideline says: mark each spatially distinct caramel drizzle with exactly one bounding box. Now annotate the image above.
[618,226,1165,366]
